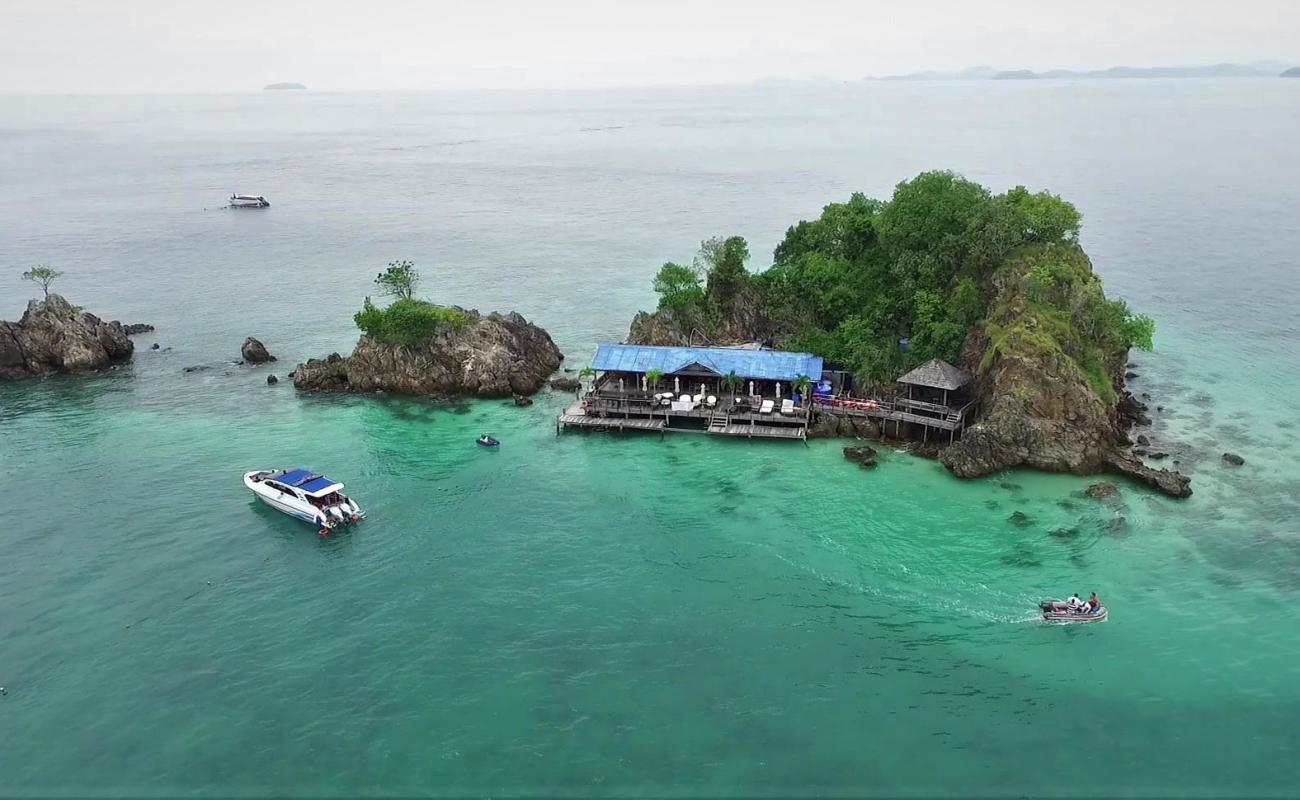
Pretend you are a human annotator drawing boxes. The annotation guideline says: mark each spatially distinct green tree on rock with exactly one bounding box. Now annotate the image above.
[652,262,703,312]
[701,236,751,315]
[22,265,63,299]
[375,260,420,300]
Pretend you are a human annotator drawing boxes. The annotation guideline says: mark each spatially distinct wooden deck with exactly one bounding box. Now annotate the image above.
[813,397,971,431]
[557,403,805,441]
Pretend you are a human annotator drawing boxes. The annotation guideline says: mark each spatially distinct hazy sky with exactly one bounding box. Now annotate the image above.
[2,0,1296,93]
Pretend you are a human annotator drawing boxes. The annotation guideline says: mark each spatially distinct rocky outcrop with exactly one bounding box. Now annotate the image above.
[808,412,880,439]
[241,337,276,363]
[549,376,581,392]
[122,323,154,335]
[293,310,562,398]
[938,249,1190,498]
[0,294,133,380]
[843,444,878,469]
[627,286,776,346]
[1222,452,1245,466]
[1103,452,1192,498]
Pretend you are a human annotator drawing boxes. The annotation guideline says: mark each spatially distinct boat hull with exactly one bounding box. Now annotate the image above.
[1040,600,1108,623]
[243,470,362,530]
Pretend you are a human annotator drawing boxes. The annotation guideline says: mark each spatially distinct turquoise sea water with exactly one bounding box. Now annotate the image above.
[2,81,1299,796]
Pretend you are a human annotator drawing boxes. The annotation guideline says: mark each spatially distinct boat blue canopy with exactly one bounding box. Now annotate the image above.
[276,468,342,495]
[590,344,823,382]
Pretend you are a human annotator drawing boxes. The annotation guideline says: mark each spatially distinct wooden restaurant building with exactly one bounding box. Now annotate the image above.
[557,344,824,440]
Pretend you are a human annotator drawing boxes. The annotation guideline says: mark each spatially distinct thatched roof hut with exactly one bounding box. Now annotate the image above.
[896,359,971,391]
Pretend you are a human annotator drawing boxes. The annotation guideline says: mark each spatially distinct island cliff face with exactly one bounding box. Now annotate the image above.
[0,294,133,380]
[293,310,562,397]
[938,249,1188,496]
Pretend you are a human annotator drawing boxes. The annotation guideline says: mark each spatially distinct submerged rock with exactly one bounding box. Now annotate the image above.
[513,394,533,407]
[843,444,878,469]
[150,343,160,350]
[0,294,133,380]
[293,309,562,399]
[241,337,276,364]
[266,374,279,385]
[1007,511,1034,527]
[1085,482,1118,499]
[1222,452,1245,466]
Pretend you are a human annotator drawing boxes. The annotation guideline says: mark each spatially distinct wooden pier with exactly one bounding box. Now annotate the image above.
[557,401,807,441]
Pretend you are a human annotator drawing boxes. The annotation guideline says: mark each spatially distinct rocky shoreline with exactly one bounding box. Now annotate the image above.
[292,309,563,398]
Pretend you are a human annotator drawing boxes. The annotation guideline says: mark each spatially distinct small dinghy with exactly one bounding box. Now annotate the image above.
[1040,599,1107,623]
[476,434,500,448]
[229,194,270,208]
[244,468,364,535]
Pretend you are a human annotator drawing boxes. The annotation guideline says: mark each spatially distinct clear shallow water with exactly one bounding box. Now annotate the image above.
[1,82,1299,796]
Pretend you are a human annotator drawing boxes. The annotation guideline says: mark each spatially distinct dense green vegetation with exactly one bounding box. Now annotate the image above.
[354,298,471,346]
[649,171,1154,395]
[354,261,470,346]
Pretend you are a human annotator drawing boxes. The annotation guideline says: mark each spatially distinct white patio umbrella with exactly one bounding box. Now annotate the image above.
[776,382,782,398]
[618,378,624,392]
[748,381,754,396]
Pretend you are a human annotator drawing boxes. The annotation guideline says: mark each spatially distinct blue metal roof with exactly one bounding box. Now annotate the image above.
[591,344,823,382]
[275,469,340,494]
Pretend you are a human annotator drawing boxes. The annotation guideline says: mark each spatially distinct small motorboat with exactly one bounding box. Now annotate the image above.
[244,468,364,535]
[476,434,500,448]
[229,194,270,208]
[1039,599,1108,623]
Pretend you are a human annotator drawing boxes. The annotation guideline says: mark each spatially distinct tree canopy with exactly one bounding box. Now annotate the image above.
[641,170,1152,394]
[375,260,420,300]
[22,265,63,299]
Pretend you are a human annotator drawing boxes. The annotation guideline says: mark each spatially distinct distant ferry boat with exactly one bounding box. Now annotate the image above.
[229,194,270,208]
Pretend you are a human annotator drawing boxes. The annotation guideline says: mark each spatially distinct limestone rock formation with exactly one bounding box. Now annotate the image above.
[549,376,581,392]
[0,294,133,380]
[938,249,1190,497]
[293,310,562,398]
[241,337,276,363]
[122,323,154,335]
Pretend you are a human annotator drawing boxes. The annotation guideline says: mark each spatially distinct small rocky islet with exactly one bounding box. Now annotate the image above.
[291,308,562,398]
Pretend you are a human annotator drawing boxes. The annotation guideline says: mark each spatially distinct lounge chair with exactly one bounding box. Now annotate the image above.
[692,393,704,404]
[705,395,717,408]
[780,399,794,416]
[760,399,775,415]
[679,394,691,404]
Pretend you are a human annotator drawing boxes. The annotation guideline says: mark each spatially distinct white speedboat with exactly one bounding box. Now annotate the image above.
[244,468,364,534]
[229,194,270,208]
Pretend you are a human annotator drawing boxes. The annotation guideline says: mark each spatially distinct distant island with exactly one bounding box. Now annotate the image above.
[263,82,307,91]
[881,62,1290,81]
[1282,67,1300,78]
